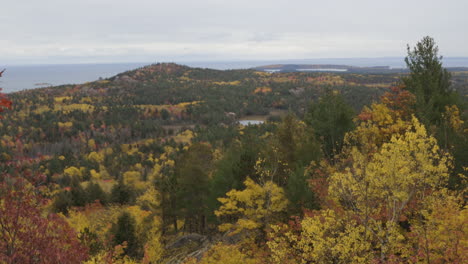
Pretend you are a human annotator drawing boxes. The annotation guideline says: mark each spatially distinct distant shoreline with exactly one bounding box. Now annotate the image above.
[2,57,468,93]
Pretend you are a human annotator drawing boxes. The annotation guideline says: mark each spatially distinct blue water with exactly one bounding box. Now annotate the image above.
[2,57,468,93]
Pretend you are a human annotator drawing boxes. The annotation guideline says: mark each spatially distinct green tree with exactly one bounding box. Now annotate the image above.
[85,182,108,204]
[306,90,354,159]
[111,180,136,205]
[176,142,213,233]
[112,212,140,258]
[285,166,319,215]
[403,36,456,126]
[403,36,466,189]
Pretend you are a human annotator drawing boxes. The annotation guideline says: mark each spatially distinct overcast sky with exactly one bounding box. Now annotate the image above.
[1,0,467,64]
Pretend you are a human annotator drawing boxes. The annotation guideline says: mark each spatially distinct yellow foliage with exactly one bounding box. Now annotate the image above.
[173,129,195,144]
[58,121,73,129]
[90,169,100,180]
[32,105,51,114]
[88,139,96,150]
[98,165,111,180]
[409,190,467,263]
[142,225,164,264]
[123,171,144,190]
[212,80,241,85]
[443,105,465,132]
[253,86,272,94]
[349,103,408,152]
[84,245,140,264]
[268,210,372,264]
[136,186,161,212]
[329,116,451,259]
[54,96,72,103]
[88,151,104,163]
[80,97,93,103]
[63,166,82,178]
[67,204,122,238]
[54,103,94,113]
[185,243,258,264]
[215,177,288,235]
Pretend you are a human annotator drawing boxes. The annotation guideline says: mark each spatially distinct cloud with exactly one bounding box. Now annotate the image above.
[1,0,467,64]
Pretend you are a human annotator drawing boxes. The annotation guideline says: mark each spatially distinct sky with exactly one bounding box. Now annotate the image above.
[1,0,467,64]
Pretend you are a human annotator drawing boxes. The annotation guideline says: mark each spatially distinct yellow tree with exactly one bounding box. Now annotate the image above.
[408,189,467,263]
[268,209,372,264]
[329,116,451,260]
[215,177,288,237]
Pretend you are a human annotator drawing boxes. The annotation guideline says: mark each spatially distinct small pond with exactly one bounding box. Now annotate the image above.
[238,120,265,126]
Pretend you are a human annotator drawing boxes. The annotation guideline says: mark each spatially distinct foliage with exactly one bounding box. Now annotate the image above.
[403,36,455,126]
[306,90,354,158]
[0,40,466,262]
[329,116,451,260]
[185,243,258,264]
[215,177,288,236]
[112,212,140,258]
[268,210,372,264]
[0,177,88,263]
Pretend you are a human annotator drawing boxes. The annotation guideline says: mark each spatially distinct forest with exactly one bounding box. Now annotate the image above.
[0,36,466,264]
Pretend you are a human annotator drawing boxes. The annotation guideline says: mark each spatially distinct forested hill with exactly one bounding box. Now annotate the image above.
[1,62,401,159]
[0,50,467,263]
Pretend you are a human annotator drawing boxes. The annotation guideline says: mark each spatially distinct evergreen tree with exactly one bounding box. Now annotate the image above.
[85,182,108,204]
[286,167,319,215]
[306,90,354,159]
[176,142,213,233]
[112,212,139,258]
[403,36,456,126]
[403,36,466,189]
[111,180,136,205]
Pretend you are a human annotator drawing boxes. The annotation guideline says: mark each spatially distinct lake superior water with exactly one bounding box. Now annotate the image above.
[2,57,468,93]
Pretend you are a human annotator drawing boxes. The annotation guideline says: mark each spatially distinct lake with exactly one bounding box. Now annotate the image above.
[2,57,468,93]
[238,120,265,126]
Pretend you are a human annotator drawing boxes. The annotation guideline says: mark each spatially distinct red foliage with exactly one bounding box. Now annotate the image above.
[0,70,12,118]
[380,85,416,117]
[0,177,88,263]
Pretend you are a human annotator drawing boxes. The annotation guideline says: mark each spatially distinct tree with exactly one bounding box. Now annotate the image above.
[285,166,319,215]
[0,177,88,263]
[403,36,466,190]
[270,113,322,186]
[408,190,467,263]
[403,36,456,126]
[215,177,288,238]
[0,69,12,118]
[176,142,213,233]
[306,90,354,159]
[111,180,136,205]
[112,212,139,258]
[86,182,108,204]
[268,209,372,264]
[329,117,451,261]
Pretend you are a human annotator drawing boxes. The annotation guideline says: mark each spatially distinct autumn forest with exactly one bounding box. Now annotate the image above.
[0,37,467,263]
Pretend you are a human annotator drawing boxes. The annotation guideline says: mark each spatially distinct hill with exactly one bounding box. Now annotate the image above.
[0,61,466,263]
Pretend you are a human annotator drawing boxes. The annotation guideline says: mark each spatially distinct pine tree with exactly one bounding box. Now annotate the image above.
[112,212,139,258]
[403,36,455,126]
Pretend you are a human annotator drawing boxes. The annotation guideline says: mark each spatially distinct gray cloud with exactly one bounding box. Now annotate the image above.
[1,0,467,64]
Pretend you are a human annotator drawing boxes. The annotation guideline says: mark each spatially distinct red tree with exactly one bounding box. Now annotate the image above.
[0,71,87,263]
[0,176,88,263]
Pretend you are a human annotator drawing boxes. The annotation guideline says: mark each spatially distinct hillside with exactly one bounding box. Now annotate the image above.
[0,56,467,263]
